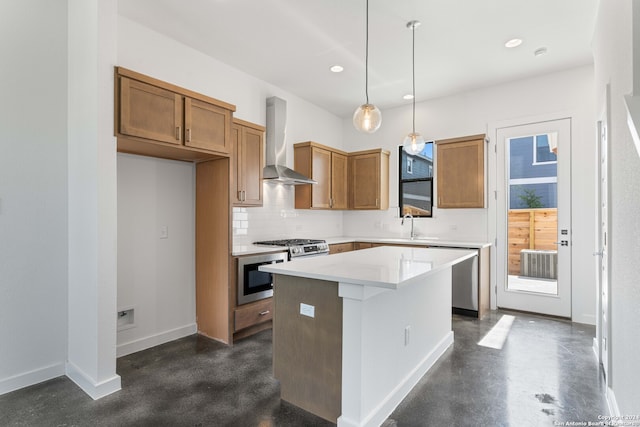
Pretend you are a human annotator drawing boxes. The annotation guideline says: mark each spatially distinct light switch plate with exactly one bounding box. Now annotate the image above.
[300,303,315,318]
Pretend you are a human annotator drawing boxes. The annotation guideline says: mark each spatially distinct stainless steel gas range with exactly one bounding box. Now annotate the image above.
[254,238,329,259]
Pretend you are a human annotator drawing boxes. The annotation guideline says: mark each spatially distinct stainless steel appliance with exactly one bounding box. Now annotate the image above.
[237,251,288,305]
[254,238,330,259]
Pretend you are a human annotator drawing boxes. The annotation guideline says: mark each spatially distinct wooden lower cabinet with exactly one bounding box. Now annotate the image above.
[234,298,273,332]
[328,242,354,254]
[354,242,373,250]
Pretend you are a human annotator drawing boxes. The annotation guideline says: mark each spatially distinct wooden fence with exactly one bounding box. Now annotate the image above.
[508,208,557,275]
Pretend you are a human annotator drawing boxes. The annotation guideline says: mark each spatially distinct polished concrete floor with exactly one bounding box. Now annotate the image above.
[0,311,608,426]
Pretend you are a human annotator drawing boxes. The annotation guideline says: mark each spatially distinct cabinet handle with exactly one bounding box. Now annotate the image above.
[242,190,246,201]
[329,198,333,208]
[186,128,191,142]
[175,126,181,140]
[238,190,243,201]
[259,310,270,316]
[376,198,379,208]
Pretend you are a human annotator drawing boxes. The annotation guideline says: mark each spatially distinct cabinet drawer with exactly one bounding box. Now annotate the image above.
[234,299,273,332]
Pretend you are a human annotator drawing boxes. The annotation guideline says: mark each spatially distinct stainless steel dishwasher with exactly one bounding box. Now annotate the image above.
[450,249,479,315]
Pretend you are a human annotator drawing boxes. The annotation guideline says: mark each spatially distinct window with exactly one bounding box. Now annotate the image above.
[398,143,433,217]
[508,134,557,209]
[533,134,557,164]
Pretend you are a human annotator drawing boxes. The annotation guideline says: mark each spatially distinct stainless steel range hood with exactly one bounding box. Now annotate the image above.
[264,96,316,185]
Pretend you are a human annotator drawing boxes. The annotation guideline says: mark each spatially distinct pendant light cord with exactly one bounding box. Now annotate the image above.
[411,22,416,134]
[365,0,370,105]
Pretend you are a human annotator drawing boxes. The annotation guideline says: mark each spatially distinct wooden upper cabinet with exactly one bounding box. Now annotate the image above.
[294,142,348,210]
[348,149,390,210]
[436,134,485,208]
[119,77,183,145]
[232,118,265,207]
[184,98,232,154]
[115,67,235,162]
[330,151,348,209]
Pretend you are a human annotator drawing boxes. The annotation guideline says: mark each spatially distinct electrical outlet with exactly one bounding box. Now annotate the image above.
[300,303,315,318]
[160,225,168,239]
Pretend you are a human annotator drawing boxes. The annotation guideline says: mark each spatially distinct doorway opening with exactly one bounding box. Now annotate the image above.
[507,133,558,296]
[496,118,571,318]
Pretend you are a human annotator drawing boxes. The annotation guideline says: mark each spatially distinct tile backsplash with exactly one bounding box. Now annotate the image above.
[232,183,343,245]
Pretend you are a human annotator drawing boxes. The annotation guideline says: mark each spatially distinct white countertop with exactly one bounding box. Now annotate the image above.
[259,246,477,289]
[233,236,490,256]
[325,236,491,249]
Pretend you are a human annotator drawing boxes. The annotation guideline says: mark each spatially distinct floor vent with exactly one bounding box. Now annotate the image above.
[520,249,557,279]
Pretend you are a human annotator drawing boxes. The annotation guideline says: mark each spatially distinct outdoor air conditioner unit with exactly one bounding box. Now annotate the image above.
[520,249,557,279]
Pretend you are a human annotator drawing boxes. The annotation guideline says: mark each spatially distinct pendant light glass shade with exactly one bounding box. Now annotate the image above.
[353,0,381,133]
[403,132,426,155]
[353,103,382,133]
[402,20,424,154]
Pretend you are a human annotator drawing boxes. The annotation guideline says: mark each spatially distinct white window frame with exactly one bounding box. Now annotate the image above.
[532,134,557,165]
[406,158,414,174]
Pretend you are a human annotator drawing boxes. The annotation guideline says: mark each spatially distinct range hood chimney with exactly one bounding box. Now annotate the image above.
[263,96,316,185]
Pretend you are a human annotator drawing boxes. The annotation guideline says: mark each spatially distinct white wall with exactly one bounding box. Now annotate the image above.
[342,65,597,325]
[115,17,345,343]
[66,0,120,399]
[116,154,196,356]
[0,0,69,394]
[593,0,640,414]
[117,16,346,248]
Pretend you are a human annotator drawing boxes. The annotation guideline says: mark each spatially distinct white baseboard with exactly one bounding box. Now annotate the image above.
[338,331,454,427]
[607,387,620,417]
[116,323,197,358]
[0,362,65,396]
[65,362,121,400]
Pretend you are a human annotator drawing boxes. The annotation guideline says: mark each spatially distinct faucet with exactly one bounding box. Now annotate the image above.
[401,214,415,240]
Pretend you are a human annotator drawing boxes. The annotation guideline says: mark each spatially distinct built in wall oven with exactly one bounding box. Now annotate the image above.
[237,251,288,305]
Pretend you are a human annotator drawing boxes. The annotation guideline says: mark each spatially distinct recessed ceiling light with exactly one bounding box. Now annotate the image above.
[504,38,523,48]
[403,94,414,100]
[534,47,548,57]
[330,65,344,73]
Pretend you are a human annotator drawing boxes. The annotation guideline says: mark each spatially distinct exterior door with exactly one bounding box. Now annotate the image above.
[596,86,611,381]
[496,118,571,317]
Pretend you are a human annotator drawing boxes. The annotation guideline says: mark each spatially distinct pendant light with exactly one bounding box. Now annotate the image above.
[402,20,426,155]
[353,0,382,133]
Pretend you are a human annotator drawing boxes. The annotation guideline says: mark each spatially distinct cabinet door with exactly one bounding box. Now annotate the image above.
[331,152,348,209]
[241,126,264,206]
[436,136,484,208]
[311,146,332,208]
[232,123,264,207]
[350,152,381,209]
[231,125,243,205]
[119,76,183,145]
[184,98,231,154]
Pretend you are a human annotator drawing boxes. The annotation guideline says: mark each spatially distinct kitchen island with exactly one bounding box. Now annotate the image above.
[260,246,477,427]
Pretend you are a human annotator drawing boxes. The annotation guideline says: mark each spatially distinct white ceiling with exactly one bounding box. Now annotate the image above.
[118,0,599,118]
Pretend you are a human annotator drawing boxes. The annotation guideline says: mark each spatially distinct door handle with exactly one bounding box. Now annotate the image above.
[553,241,569,247]
[593,249,604,257]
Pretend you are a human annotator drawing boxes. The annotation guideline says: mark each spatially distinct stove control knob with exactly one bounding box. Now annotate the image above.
[292,247,300,254]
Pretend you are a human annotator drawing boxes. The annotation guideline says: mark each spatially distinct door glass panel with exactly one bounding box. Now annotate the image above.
[507,133,558,295]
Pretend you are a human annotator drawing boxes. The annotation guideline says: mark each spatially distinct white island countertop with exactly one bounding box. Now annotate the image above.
[260,246,476,290]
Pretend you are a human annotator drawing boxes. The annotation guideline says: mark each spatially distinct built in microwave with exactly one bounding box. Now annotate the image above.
[237,251,288,305]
